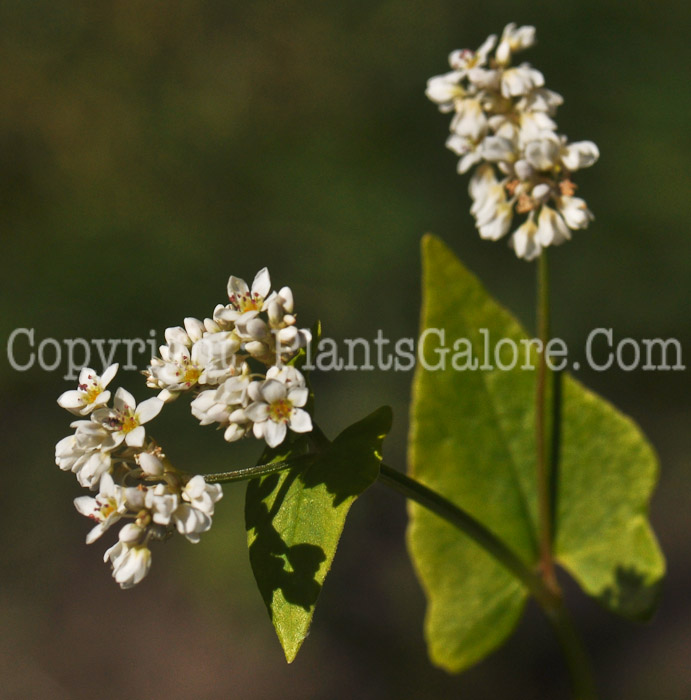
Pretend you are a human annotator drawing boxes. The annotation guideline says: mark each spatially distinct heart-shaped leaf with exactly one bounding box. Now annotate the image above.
[407,235,665,673]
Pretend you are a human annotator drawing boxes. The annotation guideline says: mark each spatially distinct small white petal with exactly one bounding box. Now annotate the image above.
[136,397,163,424]
[265,420,287,448]
[101,364,119,388]
[510,219,541,261]
[245,402,270,422]
[537,206,571,247]
[227,275,249,298]
[287,386,309,407]
[57,390,85,413]
[525,137,561,171]
[289,409,313,434]
[125,425,146,447]
[261,379,287,404]
[252,267,272,299]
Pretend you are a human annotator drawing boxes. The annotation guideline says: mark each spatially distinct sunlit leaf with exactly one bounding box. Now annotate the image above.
[407,235,664,673]
[246,406,392,662]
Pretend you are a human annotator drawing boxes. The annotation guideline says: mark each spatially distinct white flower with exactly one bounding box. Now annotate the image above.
[446,134,483,174]
[480,136,517,165]
[469,165,507,218]
[171,475,224,543]
[495,23,536,66]
[55,420,122,489]
[172,504,211,543]
[449,33,497,72]
[558,196,594,229]
[510,218,541,261]
[137,451,165,476]
[525,135,562,171]
[501,64,545,98]
[218,267,273,325]
[148,330,242,402]
[425,71,465,113]
[145,483,180,526]
[93,388,163,447]
[450,99,487,141]
[190,374,252,442]
[57,364,118,416]
[182,475,223,516]
[477,199,514,241]
[561,141,599,171]
[104,524,152,589]
[536,205,571,247]
[466,67,501,91]
[245,368,312,448]
[74,473,127,543]
[517,88,563,115]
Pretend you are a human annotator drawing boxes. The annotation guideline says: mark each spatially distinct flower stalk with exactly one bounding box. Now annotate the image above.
[536,250,558,592]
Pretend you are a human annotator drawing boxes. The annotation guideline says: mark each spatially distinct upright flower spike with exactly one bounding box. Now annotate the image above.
[426,24,599,259]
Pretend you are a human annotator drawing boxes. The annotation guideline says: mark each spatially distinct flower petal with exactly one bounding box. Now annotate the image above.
[245,402,269,422]
[136,397,163,424]
[100,363,119,388]
[265,420,287,448]
[125,425,146,447]
[251,267,271,299]
[289,409,313,434]
[261,379,286,404]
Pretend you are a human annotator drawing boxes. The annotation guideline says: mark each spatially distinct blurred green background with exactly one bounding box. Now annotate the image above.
[1,0,689,697]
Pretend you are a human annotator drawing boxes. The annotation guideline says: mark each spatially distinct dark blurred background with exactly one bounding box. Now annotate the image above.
[1,1,689,698]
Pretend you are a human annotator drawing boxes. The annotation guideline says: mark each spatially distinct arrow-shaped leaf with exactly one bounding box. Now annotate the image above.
[407,235,664,673]
[246,406,392,661]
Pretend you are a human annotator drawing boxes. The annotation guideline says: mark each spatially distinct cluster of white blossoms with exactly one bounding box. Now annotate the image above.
[426,23,599,260]
[56,365,222,588]
[55,268,313,588]
[147,267,313,448]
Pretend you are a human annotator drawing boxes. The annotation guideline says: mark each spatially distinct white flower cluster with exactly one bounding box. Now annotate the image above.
[56,365,222,588]
[426,23,599,260]
[55,268,314,587]
[147,267,313,448]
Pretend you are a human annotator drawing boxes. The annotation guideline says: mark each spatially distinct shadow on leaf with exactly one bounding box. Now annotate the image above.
[246,474,326,614]
[300,405,392,507]
[597,565,662,621]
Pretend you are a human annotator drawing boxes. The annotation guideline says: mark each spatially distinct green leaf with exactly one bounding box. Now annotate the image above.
[407,235,665,673]
[245,406,392,662]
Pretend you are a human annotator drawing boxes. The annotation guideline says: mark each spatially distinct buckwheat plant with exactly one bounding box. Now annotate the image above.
[55,24,664,700]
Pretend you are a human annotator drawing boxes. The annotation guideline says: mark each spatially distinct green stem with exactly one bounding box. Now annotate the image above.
[545,599,599,700]
[378,463,556,609]
[379,463,596,699]
[536,251,557,592]
[201,423,595,696]
[201,454,313,483]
